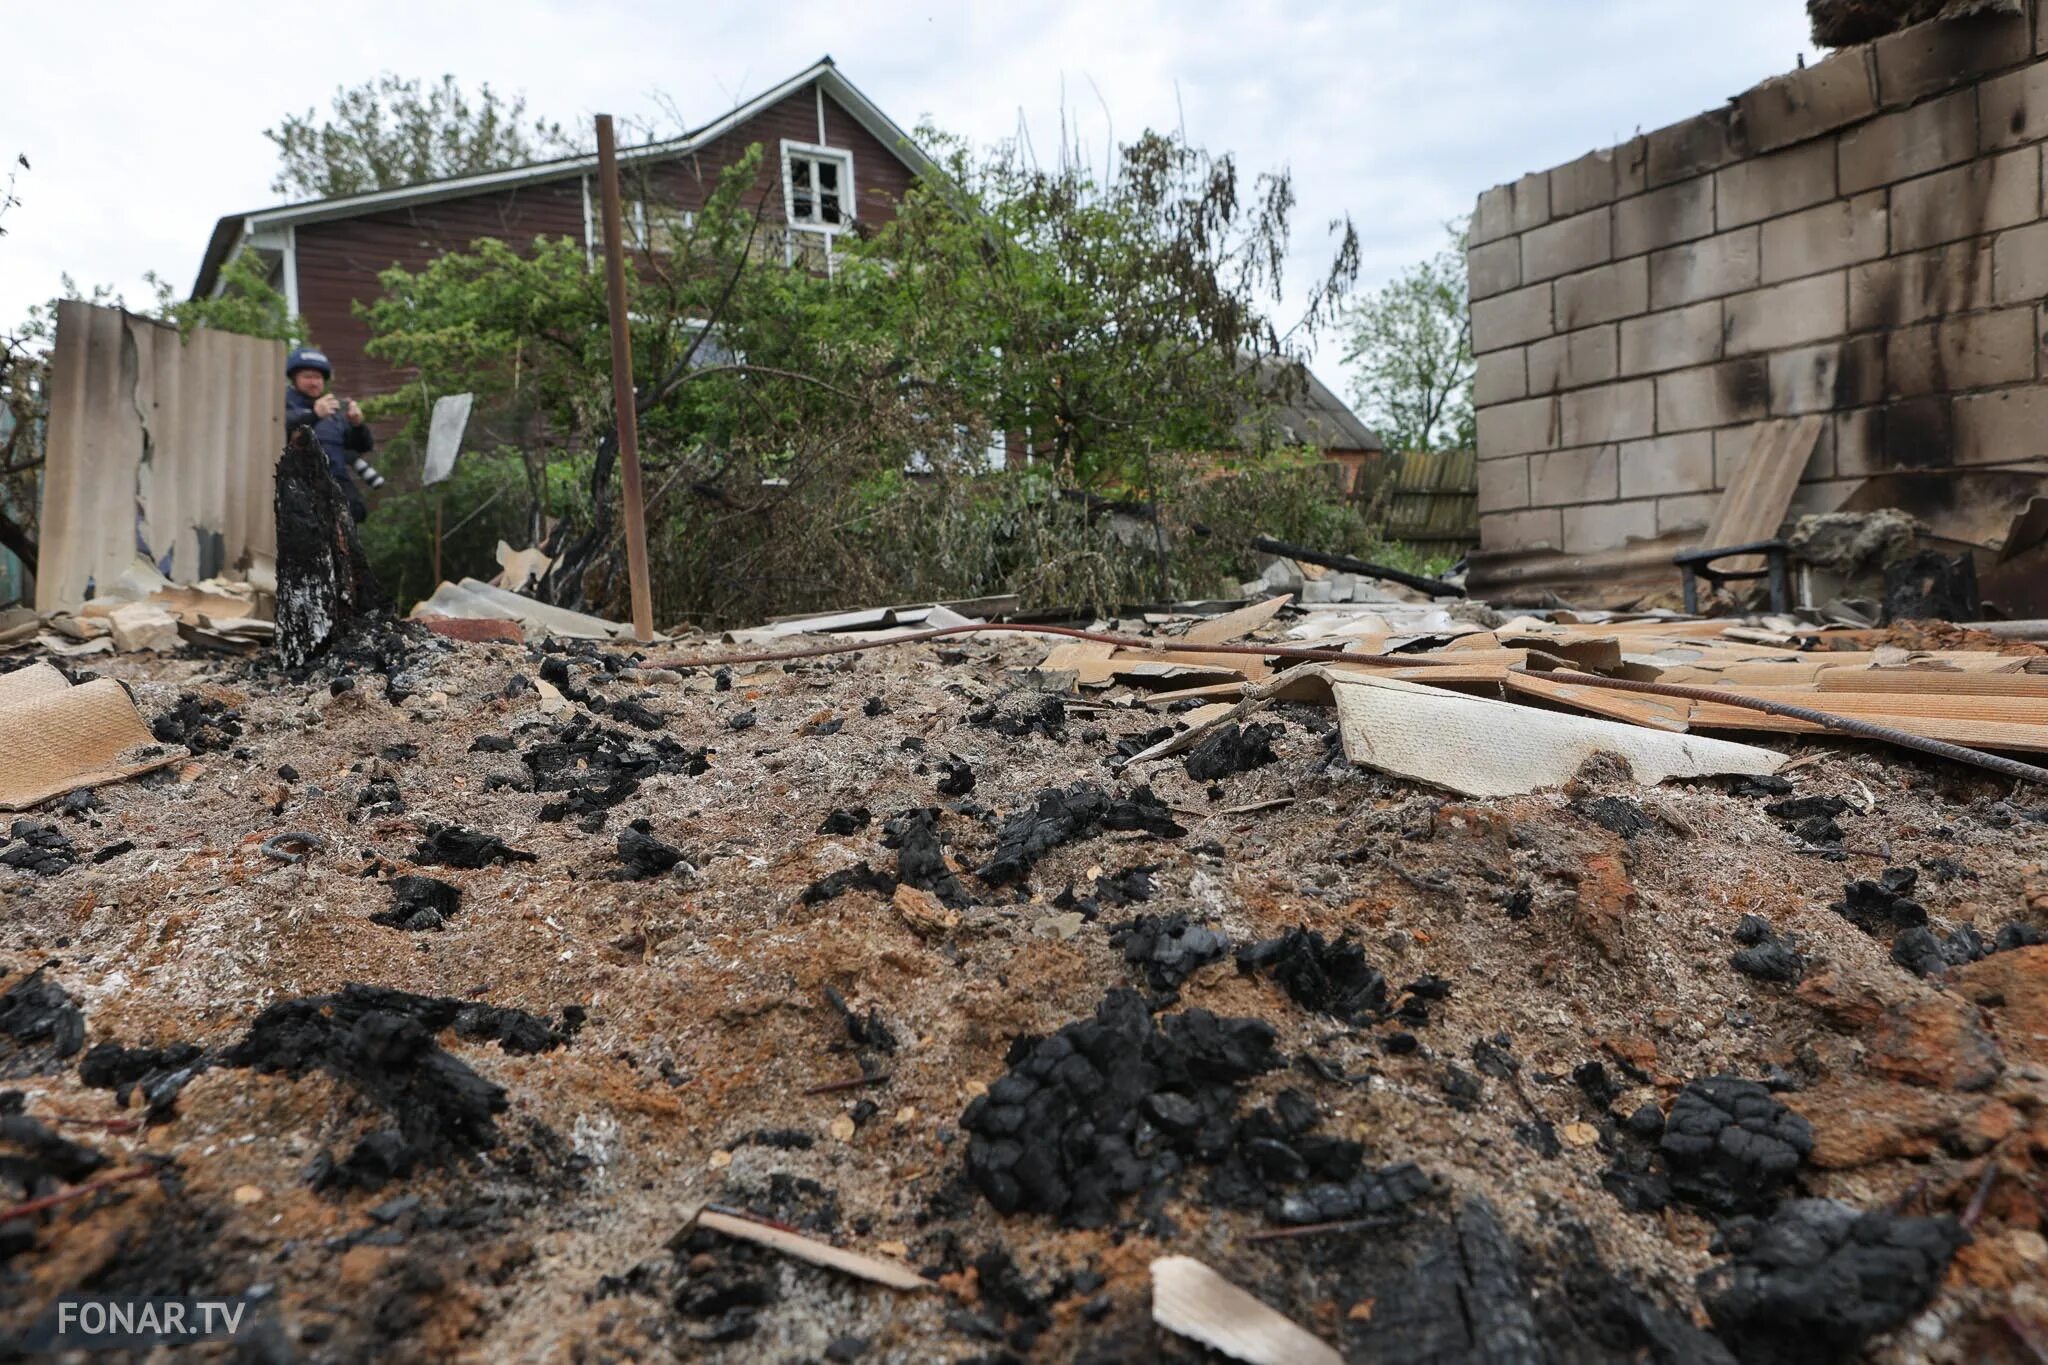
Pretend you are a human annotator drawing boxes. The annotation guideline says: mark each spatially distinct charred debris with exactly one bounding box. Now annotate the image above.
[3,550,2047,1361]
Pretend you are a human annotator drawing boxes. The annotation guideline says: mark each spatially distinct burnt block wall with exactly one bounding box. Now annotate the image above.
[1467,2,2048,573]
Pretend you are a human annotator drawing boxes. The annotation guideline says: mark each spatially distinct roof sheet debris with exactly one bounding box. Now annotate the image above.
[1321,669,1786,797]
[1,577,2045,1357]
[410,577,654,642]
[1150,1255,1343,1365]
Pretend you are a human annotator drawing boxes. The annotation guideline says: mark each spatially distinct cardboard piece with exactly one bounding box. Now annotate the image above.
[106,602,181,653]
[1150,1256,1342,1365]
[0,663,73,708]
[35,633,112,657]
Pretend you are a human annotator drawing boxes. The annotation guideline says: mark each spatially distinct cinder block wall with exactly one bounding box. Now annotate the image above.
[1467,3,2048,593]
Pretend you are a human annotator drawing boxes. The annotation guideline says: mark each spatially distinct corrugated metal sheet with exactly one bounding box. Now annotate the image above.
[1380,448,1478,547]
[36,302,282,612]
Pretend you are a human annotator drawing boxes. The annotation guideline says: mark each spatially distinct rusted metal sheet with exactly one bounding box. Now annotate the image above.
[1380,448,1477,547]
[36,302,282,612]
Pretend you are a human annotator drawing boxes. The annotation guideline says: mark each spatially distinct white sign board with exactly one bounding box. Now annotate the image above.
[421,393,474,487]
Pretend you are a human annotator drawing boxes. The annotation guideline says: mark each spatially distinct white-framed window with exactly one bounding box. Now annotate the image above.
[582,175,694,258]
[780,141,854,231]
[624,200,694,252]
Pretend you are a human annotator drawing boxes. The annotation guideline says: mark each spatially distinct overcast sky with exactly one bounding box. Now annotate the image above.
[3,0,1817,386]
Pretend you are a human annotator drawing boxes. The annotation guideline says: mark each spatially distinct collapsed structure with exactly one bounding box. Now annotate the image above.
[2,8,2046,1361]
[2,533,2045,1358]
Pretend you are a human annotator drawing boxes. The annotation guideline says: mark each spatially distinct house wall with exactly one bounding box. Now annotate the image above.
[291,83,918,414]
[1466,2,2048,595]
[295,179,585,401]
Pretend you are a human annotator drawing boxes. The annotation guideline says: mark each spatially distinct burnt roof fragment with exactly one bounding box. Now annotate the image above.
[77,1041,207,1116]
[816,806,871,835]
[0,821,77,877]
[372,875,462,930]
[883,808,971,908]
[1730,916,1806,984]
[960,988,1281,1227]
[1831,867,1926,936]
[222,984,576,1191]
[1182,722,1282,783]
[611,820,685,881]
[977,783,1185,886]
[1112,914,1230,990]
[1660,1076,1812,1216]
[968,694,1066,741]
[414,824,537,869]
[0,967,86,1076]
[1237,927,1389,1023]
[1698,1199,1965,1365]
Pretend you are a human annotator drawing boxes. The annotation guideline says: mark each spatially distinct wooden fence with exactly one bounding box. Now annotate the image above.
[1375,448,1477,549]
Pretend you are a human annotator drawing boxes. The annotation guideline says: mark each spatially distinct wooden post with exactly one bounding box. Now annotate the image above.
[595,113,655,643]
[432,496,443,585]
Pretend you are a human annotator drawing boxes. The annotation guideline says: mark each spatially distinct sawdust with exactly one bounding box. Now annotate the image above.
[0,628,2044,1361]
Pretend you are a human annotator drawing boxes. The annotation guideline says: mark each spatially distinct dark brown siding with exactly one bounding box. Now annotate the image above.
[289,82,920,422]
[822,91,918,217]
[295,178,586,401]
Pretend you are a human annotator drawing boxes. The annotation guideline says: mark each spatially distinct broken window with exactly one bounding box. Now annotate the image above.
[782,143,852,229]
[585,181,692,256]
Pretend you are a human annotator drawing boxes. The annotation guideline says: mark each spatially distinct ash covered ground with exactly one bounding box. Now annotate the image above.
[1,620,2045,1362]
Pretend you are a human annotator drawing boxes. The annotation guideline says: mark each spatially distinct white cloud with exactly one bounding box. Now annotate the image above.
[2,0,1815,386]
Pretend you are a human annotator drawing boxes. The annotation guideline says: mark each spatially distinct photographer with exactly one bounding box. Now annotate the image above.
[283,346,384,522]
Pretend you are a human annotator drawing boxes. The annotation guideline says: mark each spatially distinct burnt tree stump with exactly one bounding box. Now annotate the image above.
[275,424,388,668]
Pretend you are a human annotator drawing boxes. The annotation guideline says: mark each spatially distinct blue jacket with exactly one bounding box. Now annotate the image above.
[284,386,373,492]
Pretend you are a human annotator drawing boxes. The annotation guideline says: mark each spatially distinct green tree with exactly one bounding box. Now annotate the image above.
[148,248,303,342]
[265,74,577,200]
[360,146,945,615]
[854,124,1360,486]
[1341,222,1475,454]
[358,124,1366,622]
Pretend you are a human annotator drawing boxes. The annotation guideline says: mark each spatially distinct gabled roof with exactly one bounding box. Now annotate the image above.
[1245,357,1384,453]
[193,57,937,297]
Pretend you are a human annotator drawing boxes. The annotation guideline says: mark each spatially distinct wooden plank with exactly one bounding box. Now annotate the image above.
[1728,686,2048,724]
[1815,668,2048,697]
[1650,660,1872,685]
[696,1209,929,1291]
[1506,672,1692,731]
[1509,673,2048,750]
[1493,634,1622,671]
[1704,416,1823,573]
[1143,660,1515,706]
[1686,704,2048,751]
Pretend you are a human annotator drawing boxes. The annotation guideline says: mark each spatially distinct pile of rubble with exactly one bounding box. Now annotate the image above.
[0,590,2044,1361]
